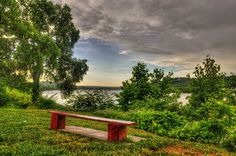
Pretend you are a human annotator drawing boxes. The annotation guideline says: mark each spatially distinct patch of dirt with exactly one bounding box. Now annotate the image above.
[162,145,218,156]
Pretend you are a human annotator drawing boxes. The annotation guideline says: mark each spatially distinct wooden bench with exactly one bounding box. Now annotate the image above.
[48,110,136,142]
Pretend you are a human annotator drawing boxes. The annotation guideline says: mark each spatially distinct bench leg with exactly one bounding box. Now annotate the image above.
[108,124,127,142]
[50,113,66,129]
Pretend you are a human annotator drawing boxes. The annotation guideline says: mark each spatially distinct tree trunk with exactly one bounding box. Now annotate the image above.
[32,71,40,103]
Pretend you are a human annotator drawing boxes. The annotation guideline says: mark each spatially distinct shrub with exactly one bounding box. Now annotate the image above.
[37,96,57,109]
[181,100,236,122]
[221,130,236,152]
[196,100,235,122]
[69,90,114,112]
[225,90,236,105]
[130,96,181,112]
[171,119,232,144]
[130,110,187,136]
[4,87,31,108]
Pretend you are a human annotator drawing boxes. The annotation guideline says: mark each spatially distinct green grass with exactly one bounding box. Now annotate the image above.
[0,109,234,156]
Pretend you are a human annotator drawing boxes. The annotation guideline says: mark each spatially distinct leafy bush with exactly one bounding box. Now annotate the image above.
[130,110,187,136]
[196,100,235,122]
[225,90,236,105]
[69,90,114,112]
[130,96,181,112]
[181,100,236,122]
[171,119,231,144]
[221,130,236,152]
[4,87,31,108]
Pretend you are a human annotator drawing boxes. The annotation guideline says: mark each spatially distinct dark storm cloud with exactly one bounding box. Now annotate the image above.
[54,0,236,75]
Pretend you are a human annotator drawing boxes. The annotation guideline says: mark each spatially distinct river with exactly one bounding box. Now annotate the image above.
[42,90,190,105]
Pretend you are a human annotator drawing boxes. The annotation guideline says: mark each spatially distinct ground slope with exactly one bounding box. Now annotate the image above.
[0,109,234,156]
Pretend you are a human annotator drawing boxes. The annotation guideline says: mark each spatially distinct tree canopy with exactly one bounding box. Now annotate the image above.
[188,55,228,107]
[118,63,179,111]
[0,0,88,102]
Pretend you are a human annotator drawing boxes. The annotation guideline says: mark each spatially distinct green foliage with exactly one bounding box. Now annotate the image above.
[177,100,236,146]
[0,0,88,103]
[118,63,151,111]
[93,109,130,121]
[0,81,9,107]
[130,97,181,112]
[171,77,191,93]
[117,81,136,111]
[181,100,236,121]
[221,130,236,152]
[39,82,59,91]
[225,89,236,106]
[118,63,179,111]
[188,55,228,107]
[58,58,88,96]
[150,68,174,98]
[4,87,32,108]
[116,57,236,150]
[37,96,58,109]
[172,119,231,144]
[195,101,235,122]
[130,110,187,136]
[226,74,236,89]
[69,90,115,112]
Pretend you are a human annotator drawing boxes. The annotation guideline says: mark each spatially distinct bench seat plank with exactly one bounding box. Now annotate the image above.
[49,110,136,126]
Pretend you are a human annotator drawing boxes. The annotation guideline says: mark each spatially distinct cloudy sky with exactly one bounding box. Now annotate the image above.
[54,0,236,86]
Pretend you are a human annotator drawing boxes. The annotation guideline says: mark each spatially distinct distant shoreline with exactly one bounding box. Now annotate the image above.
[77,86,121,90]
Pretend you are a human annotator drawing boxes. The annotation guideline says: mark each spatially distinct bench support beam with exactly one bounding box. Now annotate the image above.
[108,124,127,141]
[50,113,66,129]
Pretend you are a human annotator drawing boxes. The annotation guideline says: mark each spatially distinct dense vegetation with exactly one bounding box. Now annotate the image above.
[66,56,236,152]
[171,75,236,93]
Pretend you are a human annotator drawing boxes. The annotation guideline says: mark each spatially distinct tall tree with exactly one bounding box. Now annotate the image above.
[118,63,150,111]
[0,0,88,102]
[189,55,227,107]
[118,63,180,111]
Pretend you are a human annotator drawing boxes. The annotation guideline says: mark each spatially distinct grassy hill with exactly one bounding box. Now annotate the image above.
[0,108,234,156]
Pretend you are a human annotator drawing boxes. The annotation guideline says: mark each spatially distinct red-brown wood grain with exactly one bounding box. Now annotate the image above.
[49,110,136,142]
[49,110,136,126]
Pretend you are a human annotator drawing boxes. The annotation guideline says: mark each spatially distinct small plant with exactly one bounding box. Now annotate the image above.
[37,96,57,109]
[68,90,115,112]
